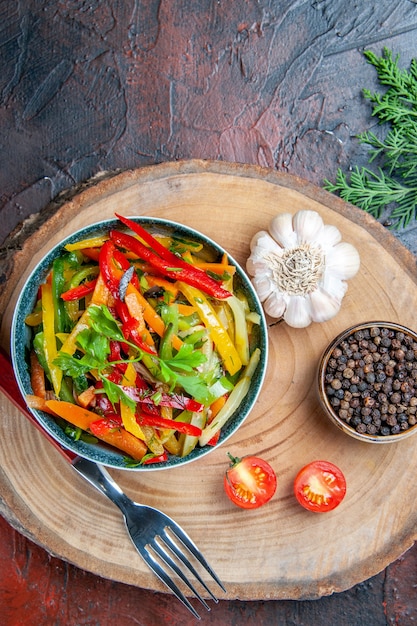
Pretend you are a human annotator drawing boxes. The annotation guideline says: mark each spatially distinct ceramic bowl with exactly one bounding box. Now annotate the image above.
[11,217,268,469]
[317,321,417,443]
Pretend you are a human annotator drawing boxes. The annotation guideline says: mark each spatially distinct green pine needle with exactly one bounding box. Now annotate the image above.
[324,47,417,229]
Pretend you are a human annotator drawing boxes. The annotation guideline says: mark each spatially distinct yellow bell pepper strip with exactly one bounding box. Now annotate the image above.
[177,281,242,376]
[198,348,260,446]
[161,433,181,456]
[120,363,146,441]
[41,283,62,396]
[59,309,91,356]
[25,309,42,326]
[110,222,231,300]
[65,234,108,251]
[139,423,165,456]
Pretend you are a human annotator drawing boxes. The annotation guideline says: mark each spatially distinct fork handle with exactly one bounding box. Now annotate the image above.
[72,457,133,514]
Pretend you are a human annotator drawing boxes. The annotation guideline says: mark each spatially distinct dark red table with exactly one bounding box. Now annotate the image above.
[1,2,417,624]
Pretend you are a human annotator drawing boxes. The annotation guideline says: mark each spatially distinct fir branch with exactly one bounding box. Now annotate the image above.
[324,47,417,229]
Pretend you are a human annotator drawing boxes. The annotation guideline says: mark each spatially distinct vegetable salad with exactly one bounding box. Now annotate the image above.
[25,215,262,466]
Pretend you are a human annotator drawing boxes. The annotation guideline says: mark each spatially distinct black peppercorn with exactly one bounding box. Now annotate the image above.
[322,324,417,437]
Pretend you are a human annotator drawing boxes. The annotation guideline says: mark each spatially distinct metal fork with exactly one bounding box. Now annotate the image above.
[73,458,226,620]
[0,348,226,620]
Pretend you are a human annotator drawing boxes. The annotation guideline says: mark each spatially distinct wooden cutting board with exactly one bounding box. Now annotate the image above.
[1,160,417,601]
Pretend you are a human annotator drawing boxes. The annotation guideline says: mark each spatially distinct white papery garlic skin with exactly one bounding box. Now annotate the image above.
[246,210,360,328]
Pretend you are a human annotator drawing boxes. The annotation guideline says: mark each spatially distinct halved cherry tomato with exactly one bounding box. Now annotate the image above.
[224,453,277,509]
[294,460,346,513]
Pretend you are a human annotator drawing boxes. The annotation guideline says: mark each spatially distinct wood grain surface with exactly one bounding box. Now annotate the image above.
[1,1,417,623]
[1,161,417,602]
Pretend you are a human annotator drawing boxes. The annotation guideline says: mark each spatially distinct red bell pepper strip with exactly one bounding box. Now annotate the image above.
[207,431,221,446]
[61,279,98,301]
[141,451,169,465]
[99,241,156,355]
[99,240,123,297]
[110,229,231,300]
[116,213,195,268]
[137,413,203,437]
[89,415,147,460]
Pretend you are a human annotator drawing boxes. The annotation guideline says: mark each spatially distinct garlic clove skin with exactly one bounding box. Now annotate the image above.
[309,287,342,323]
[316,224,342,251]
[292,210,325,244]
[268,213,297,248]
[249,230,275,252]
[283,295,312,328]
[251,274,275,302]
[247,232,283,275]
[325,242,360,279]
[264,289,287,319]
[320,271,348,302]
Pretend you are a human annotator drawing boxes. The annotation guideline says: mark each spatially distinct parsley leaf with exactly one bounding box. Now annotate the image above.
[76,327,110,363]
[101,377,136,412]
[164,343,207,372]
[88,304,126,342]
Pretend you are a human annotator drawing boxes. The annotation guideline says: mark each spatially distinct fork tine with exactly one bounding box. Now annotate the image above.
[151,538,211,610]
[168,522,226,593]
[162,528,220,602]
[141,548,202,620]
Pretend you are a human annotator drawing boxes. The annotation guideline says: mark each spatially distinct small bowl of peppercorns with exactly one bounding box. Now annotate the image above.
[318,321,417,443]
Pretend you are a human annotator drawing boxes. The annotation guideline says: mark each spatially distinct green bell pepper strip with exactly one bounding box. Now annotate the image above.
[52,257,69,333]
[41,283,63,397]
[110,228,231,300]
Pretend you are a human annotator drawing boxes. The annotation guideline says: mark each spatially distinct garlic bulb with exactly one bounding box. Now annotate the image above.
[246,210,360,328]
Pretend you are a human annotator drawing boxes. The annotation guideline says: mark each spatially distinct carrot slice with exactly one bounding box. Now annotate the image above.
[125,283,183,351]
[27,394,54,413]
[89,420,147,460]
[77,385,96,408]
[45,400,100,431]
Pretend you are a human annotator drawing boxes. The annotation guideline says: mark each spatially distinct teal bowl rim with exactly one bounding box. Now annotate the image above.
[11,217,268,470]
